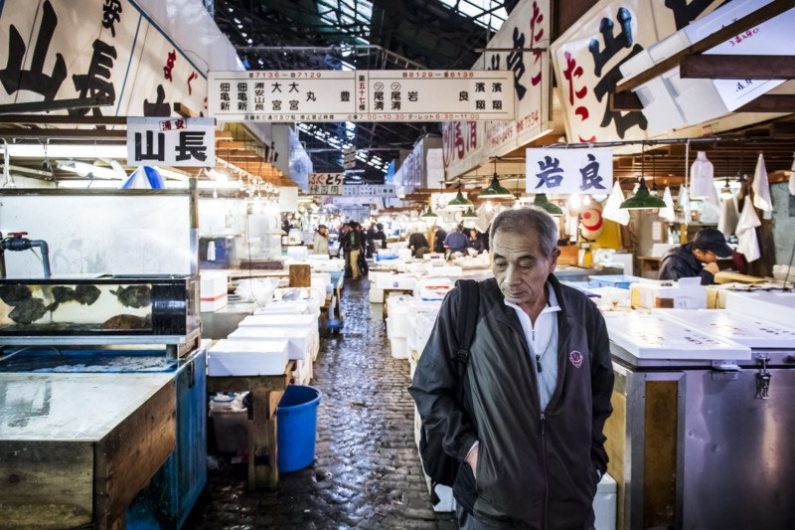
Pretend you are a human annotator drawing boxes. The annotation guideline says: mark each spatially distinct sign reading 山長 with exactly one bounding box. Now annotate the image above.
[127,117,215,167]
[208,70,515,122]
[525,148,612,194]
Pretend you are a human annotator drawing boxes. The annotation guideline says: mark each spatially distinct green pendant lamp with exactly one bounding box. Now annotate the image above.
[533,193,563,216]
[620,177,666,209]
[420,198,438,221]
[447,183,473,210]
[479,159,514,200]
[461,206,478,220]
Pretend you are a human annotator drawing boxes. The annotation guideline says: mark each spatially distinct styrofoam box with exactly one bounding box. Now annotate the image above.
[254,300,310,315]
[376,274,416,291]
[369,286,385,304]
[658,308,795,349]
[293,359,312,385]
[200,271,229,312]
[239,314,317,329]
[725,290,795,327]
[390,336,408,359]
[208,339,288,376]
[228,326,313,361]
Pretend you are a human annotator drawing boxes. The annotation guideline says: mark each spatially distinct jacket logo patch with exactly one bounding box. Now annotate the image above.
[569,350,584,369]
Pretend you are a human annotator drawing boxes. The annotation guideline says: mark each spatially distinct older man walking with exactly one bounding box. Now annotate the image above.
[410,207,614,529]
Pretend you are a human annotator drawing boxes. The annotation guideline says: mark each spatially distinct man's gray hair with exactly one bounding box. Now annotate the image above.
[489,207,559,257]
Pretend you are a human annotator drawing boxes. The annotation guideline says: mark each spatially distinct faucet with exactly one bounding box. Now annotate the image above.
[1,232,51,278]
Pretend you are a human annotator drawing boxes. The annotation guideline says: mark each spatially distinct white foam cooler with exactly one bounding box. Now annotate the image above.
[200,271,228,312]
[239,314,317,328]
[254,300,310,315]
[208,339,289,376]
[594,474,617,530]
[227,326,315,361]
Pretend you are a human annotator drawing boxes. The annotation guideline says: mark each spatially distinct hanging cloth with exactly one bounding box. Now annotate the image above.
[121,166,163,189]
[660,186,676,222]
[718,196,739,237]
[689,151,714,199]
[736,196,761,263]
[602,182,630,226]
[788,153,795,196]
[677,185,691,223]
[751,153,773,212]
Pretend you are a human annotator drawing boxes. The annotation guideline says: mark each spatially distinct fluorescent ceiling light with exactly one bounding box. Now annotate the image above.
[9,144,127,159]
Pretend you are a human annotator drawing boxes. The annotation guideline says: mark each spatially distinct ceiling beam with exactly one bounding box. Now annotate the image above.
[0,128,126,139]
[616,1,794,94]
[736,94,795,112]
[680,54,795,79]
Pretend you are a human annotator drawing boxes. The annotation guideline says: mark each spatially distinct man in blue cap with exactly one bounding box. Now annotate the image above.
[658,228,733,285]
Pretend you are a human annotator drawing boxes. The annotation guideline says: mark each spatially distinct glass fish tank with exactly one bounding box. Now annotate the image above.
[0,276,197,337]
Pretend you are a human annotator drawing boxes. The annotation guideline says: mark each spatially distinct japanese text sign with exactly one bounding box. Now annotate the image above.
[309,173,344,195]
[550,0,727,143]
[208,70,515,122]
[0,0,207,118]
[127,117,215,167]
[525,148,613,194]
[343,185,396,198]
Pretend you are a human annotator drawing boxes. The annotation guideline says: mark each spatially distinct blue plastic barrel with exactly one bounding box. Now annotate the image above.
[277,385,321,473]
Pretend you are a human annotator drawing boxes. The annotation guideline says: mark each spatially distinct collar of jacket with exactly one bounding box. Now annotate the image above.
[485,274,575,343]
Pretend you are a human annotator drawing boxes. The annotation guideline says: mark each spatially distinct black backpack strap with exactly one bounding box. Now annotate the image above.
[452,279,480,369]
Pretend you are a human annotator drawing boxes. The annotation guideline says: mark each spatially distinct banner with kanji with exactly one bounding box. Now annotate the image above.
[525,148,612,194]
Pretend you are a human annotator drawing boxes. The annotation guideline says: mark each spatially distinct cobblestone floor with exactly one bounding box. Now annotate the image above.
[190,279,456,529]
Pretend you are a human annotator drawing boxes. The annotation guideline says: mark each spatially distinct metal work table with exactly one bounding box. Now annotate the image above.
[0,372,176,529]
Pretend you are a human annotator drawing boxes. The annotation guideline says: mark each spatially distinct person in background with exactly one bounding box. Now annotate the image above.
[408,231,430,258]
[343,222,363,280]
[466,228,484,254]
[366,223,377,258]
[443,224,469,257]
[410,208,614,529]
[313,225,329,256]
[434,226,447,254]
[374,223,388,250]
[339,223,352,276]
[357,223,369,275]
[658,227,733,285]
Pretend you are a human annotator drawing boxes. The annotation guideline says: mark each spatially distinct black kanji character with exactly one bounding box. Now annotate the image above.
[665,0,715,30]
[272,82,282,93]
[534,156,564,189]
[102,0,123,37]
[134,130,165,162]
[340,90,350,102]
[408,91,418,102]
[69,39,117,117]
[289,82,299,93]
[0,0,66,101]
[289,100,299,110]
[143,84,171,116]
[579,154,606,191]
[459,91,469,102]
[475,100,486,110]
[475,82,486,93]
[593,44,647,139]
[588,7,633,77]
[492,100,502,110]
[175,131,207,162]
[506,28,528,100]
[492,82,502,92]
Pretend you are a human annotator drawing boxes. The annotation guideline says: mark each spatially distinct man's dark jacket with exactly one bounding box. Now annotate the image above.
[409,275,614,528]
[658,242,714,285]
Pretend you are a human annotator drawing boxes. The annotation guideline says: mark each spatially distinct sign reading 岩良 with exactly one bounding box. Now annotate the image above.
[525,148,613,194]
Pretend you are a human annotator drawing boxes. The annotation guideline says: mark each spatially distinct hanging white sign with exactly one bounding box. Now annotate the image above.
[0,0,208,117]
[550,0,726,143]
[208,70,515,122]
[343,184,396,198]
[525,148,613,194]
[308,172,344,195]
[127,117,215,167]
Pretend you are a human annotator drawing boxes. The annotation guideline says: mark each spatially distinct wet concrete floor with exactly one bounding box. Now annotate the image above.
[190,279,456,529]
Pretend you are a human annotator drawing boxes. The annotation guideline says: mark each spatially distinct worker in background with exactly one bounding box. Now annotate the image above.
[410,208,614,529]
[466,228,484,254]
[408,231,430,258]
[373,223,388,251]
[313,225,329,256]
[658,227,733,285]
[339,222,352,276]
[343,222,363,280]
[433,225,447,254]
[443,224,469,258]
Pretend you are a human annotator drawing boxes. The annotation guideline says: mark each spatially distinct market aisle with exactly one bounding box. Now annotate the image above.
[191,279,453,529]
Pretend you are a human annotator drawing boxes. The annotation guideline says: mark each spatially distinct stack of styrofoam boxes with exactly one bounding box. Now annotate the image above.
[311,272,332,301]
[239,312,320,365]
[406,300,442,378]
[368,271,390,303]
[200,271,229,312]
[228,325,316,384]
[386,294,412,358]
[414,277,455,302]
[207,339,289,376]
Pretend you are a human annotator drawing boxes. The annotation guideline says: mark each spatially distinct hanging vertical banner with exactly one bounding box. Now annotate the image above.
[442,0,552,178]
[525,148,613,194]
[127,117,215,167]
[309,172,344,195]
[550,0,727,143]
[0,0,208,117]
